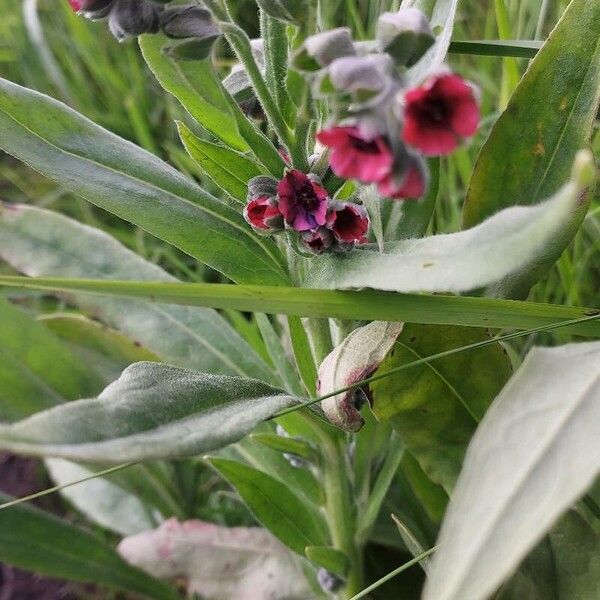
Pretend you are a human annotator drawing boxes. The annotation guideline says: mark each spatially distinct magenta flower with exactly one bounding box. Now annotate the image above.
[277,170,329,232]
[329,203,369,244]
[378,158,426,199]
[243,196,283,232]
[402,73,479,156]
[317,126,394,183]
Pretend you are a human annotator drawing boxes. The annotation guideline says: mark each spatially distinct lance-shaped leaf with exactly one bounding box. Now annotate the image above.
[423,341,600,600]
[0,204,276,383]
[0,362,297,462]
[304,152,595,293]
[462,0,600,298]
[371,324,512,492]
[0,77,288,286]
[0,493,179,600]
[45,459,163,536]
[139,34,247,152]
[118,518,312,599]
[0,297,104,420]
[317,322,404,432]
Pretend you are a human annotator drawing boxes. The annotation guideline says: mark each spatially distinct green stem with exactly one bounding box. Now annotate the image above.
[319,435,363,598]
[305,317,334,365]
[215,19,294,156]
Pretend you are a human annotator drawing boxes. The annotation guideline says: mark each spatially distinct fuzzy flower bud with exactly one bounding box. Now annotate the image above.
[376,8,435,67]
[108,0,161,41]
[293,28,356,72]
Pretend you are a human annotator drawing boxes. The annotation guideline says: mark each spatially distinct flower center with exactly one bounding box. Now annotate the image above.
[417,95,451,125]
[296,182,320,211]
[349,136,381,155]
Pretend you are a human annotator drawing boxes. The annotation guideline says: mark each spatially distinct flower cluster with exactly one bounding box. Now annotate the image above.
[244,171,369,254]
[68,0,219,52]
[296,8,480,200]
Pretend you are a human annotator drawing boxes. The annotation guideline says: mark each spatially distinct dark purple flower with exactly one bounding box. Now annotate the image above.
[277,170,329,232]
[329,203,369,244]
[402,73,479,156]
[317,126,394,183]
[243,195,283,232]
[301,228,335,254]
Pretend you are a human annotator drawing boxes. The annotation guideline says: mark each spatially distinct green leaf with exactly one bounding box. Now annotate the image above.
[448,39,542,59]
[0,492,179,600]
[178,122,262,202]
[0,297,103,420]
[40,314,159,385]
[305,153,595,294]
[371,324,512,492]
[305,546,350,578]
[500,511,600,599]
[0,362,297,462]
[1,275,599,338]
[139,34,247,152]
[44,459,163,536]
[0,78,289,286]
[250,432,317,461]
[423,341,600,600]
[462,0,600,297]
[207,457,328,555]
[0,204,277,383]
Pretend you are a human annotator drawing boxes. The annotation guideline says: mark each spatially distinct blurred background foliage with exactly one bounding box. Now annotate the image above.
[0,0,598,321]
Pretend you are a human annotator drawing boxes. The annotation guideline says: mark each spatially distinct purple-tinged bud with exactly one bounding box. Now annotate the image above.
[317,54,394,102]
[248,176,279,200]
[108,0,161,41]
[159,5,219,40]
[377,8,435,67]
[69,0,114,19]
[293,28,356,72]
[300,227,335,254]
[244,196,283,233]
[327,202,369,246]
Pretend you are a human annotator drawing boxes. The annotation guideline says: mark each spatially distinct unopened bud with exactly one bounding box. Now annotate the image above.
[108,0,161,41]
[159,5,219,40]
[377,8,435,67]
[247,176,279,200]
[293,28,356,72]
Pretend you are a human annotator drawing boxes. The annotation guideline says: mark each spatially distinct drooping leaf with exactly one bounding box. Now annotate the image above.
[207,457,329,555]
[318,321,404,432]
[0,492,179,600]
[0,204,276,383]
[0,297,103,420]
[118,518,312,600]
[462,0,600,298]
[139,34,247,151]
[0,362,296,462]
[304,152,595,293]
[44,459,163,536]
[423,341,600,600]
[178,122,263,202]
[0,78,288,286]
[371,324,512,492]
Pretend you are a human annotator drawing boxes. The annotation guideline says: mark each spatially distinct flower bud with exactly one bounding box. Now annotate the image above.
[328,202,369,245]
[159,5,219,40]
[255,0,307,24]
[108,0,161,41]
[243,196,284,233]
[376,8,435,67]
[300,227,335,254]
[248,176,279,200]
[293,28,356,72]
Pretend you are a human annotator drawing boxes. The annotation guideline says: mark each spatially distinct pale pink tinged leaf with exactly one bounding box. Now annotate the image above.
[118,518,312,600]
[317,322,404,432]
